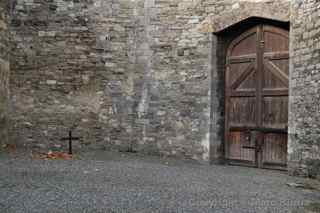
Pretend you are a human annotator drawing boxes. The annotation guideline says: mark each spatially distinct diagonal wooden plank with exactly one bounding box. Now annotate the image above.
[230,62,255,90]
[264,59,289,87]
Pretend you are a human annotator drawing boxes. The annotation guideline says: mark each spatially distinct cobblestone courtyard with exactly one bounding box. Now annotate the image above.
[0,150,319,213]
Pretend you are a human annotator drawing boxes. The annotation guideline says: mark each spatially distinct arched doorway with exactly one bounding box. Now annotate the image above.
[224,24,289,169]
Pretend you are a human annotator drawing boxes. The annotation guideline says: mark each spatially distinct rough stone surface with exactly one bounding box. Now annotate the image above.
[0,0,10,146]
[0,150,319,213]
[10,0,138,153]
[5,0,320,177]
[9,0,291,162]
[134,0,291,162]
[288,0,320,178]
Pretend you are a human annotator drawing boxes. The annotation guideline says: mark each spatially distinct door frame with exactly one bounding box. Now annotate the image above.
[212,18,290,169]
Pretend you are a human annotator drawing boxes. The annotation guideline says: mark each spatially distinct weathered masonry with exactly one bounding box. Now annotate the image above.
[2,0,320,178]
[0,0,10,146]
[289,0,320,177]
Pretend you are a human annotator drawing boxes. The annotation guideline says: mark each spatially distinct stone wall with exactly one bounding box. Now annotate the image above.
[130,0,212,160]
[0,0,10,146]
[289,0,320,178]
[9,0,290,161]
[10,0,138,151]
[135,0,290,161]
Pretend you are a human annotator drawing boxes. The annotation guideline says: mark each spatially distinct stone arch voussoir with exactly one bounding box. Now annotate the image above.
[197,1,290,34]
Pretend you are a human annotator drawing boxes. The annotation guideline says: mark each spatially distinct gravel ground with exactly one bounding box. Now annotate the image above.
[0,150,319,213]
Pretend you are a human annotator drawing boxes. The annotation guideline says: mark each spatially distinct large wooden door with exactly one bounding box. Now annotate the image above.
[225,25,289,169]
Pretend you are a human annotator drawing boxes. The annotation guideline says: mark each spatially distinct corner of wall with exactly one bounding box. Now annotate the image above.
[288,0,320,179]
[0,0,10,146]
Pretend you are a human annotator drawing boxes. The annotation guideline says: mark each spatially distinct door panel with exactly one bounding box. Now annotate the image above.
[262,96,288,129]
[263,28,289,53]
[228,62,254,88]
[230,31,257,56]
[225,24,289,169]
[262,133,287,166]
[228,131,255,162]
[225,26,259,165]
[263,60,288,89]
[260,26,289,168]
[264,59,288,88]
[238,70,257,90]
[229,97,256,127]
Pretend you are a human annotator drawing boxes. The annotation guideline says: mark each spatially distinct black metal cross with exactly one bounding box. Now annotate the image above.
[61,130,80,155]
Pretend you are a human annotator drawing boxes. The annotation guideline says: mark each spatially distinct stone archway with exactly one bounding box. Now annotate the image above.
[208,16,290,164]
[197,1,290,34]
